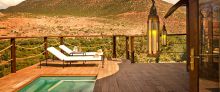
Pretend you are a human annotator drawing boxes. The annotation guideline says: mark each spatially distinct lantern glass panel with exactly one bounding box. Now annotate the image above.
[161,25,167,46]
[148,17,159,54]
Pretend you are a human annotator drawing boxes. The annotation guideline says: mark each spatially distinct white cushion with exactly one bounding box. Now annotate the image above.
[59,45,73,54]
[59,45,103,56]
[47,47,67,60]
[47,47,102,62]
[84,52,103,56]
[64,56,102,61]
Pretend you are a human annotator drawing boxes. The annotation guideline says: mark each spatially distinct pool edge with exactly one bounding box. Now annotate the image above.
[13,74,97,92]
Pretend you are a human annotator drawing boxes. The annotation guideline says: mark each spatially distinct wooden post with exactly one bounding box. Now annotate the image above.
[60,37,64,53]
[44,37,48,66]
[219,39,220,56]
[186,0,190,72]
[10,38,16,73]
[130,36,135,63]
[112,35,116,58]
[126,36,130,59]
[199,10,204,69]
[208,8,213,63]
[60,37,64,45]
[188,0,199,92]
[219,39,220,87]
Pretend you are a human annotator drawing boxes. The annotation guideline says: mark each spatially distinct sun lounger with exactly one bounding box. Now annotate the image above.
[42,47,104,68]
[59,45,103,56]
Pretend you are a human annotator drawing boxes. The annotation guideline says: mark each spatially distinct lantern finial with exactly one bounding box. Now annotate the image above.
[162,23,166,29]
[151,0,155,4]
[149,0,157,16]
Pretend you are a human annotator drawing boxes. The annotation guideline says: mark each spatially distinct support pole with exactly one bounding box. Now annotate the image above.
[186,0,190,72]
[126,36,130,59]
[112,35,116,58]
[60,37,64,53]
[208,8,213,63]
[130,36,135,63]
[44,37,48,66]
[219,39,220,88]
[188,0,199,92]
[10,38,16,73]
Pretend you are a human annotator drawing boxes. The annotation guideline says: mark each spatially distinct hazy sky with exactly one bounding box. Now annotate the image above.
[0,0,179,9]
[0,0,25,9]
[163,0,179,4]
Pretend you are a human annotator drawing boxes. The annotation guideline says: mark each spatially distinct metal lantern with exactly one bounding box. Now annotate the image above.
[161,24,167,46]
[147,0,160,55]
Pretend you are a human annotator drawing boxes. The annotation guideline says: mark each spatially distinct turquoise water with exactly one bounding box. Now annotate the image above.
[19,76,96,92]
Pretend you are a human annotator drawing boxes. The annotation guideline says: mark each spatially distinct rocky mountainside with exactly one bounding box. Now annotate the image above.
[1,0,184,17]
[0,0,186,36]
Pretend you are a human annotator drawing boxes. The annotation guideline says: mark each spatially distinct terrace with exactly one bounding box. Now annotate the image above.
[0,60,188,92]
[0,35,189,92]
[0,0,219,92]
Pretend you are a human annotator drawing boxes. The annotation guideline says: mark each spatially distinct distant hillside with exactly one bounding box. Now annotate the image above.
[1,0,184,17]
[0,0,186,36]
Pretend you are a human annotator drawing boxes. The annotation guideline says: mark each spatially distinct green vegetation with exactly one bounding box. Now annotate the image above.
[133,35,186,63]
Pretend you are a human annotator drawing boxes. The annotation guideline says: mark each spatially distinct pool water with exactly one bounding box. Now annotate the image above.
[19,76,96,92]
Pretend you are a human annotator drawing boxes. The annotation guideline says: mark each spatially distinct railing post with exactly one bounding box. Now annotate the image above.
[44,37,48,66]
[130,36,135,63]
[208,8,213,63]
[186,1,190,72]
[60,37,64,53]
[126,36,130,59]
[219,39,220,57]
[112,35,116,58]
[10,38,16,73]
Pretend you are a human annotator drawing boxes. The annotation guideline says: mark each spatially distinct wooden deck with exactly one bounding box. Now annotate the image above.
[94,60,189,92]
[0,59,189,92]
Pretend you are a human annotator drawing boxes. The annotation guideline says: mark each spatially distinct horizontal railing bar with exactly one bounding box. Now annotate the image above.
[139,51,186,53]
[169,43,186,44]
[0,35,124,39]
[167,34,186,36]
[162,52,186,53]
[0,35,109,39]
[204,34,220,36]
[125,34,187,37]
[0,34,187,39]
[200,54,219,56]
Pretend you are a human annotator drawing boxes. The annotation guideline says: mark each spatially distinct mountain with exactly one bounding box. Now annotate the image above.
[1,0,184,17]
[0,0,186,36]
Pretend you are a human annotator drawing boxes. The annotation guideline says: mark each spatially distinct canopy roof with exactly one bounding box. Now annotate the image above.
[164,0,220,19]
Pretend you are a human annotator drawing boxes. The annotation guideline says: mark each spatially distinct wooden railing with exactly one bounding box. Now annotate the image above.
[0,34,187,73]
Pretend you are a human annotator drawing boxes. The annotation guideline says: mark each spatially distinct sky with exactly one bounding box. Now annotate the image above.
[162,0,179,4]
[0,0,179,9]
[0,0,25,9]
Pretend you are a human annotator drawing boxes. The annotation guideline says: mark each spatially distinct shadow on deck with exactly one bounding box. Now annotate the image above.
[94,60,189,92]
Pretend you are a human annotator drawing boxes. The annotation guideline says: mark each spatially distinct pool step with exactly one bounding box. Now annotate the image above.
[48,80,96,92]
